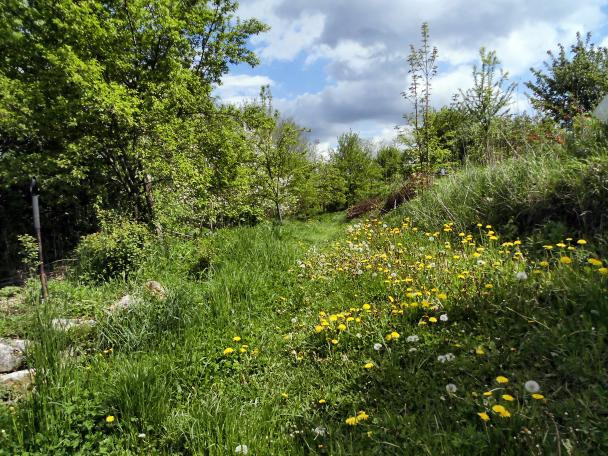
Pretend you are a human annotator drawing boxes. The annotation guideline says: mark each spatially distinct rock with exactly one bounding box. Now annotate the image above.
[0,369,34,390]
[0,340,27,373]
[145,280,166,298]
[108,294,137,313]
[51,318,96,331]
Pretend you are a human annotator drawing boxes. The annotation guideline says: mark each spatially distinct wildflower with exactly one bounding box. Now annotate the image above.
[524,380,540,393]
[543,245,554,250]
[318,399,326,404]
[106,415,115,423]
[515,271,528,280]
[429,317,438,323]
[485,283,493,289]
[406,335,419,343]
[477,412,490,422]
[223,347,234,355]
[475,346,485,356]
[313,426,326,437]
[356,411,369,422]
[232,336,241,342]
[386,331,400,341]
[345,417,357,426]
[362,303,371,310]
[577,239,587,245]
[539,261,549,267]
[492,405,511,418]
[330,339,338,345]
[501,394,515,402]
[559,256,572,265]
[235,444,249,455]
[314,325,324,333]
[437,353,455,363]
[138,433,146,438]
[599,267,608,275]
[588,258,603,267]
[364,362,374,369]
[437,293,447,300]
[483,391,492,396]
[281,392,288,398]
[440,314,448,322]
[373,343,382,351]
[532,393,545,400]
[337,324,347,331]
[496,376,509,384]
[445,383,457,393]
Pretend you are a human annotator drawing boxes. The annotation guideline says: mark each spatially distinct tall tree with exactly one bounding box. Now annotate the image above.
[526,32,608,127]
[402,22,438,168]
[457,48,516,162]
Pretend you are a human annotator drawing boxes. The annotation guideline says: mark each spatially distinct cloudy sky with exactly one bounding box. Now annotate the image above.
[214,0,608,151]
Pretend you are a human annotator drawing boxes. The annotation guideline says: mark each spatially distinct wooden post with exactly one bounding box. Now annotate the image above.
[30,177,48,300]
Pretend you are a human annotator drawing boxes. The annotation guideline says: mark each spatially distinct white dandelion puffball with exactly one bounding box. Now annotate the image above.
[445,383,458,393]
[313,426,326,437]
[373,343,382,351]
[524,380,540,393]
[516,271,528,280]
[440,314,448,322]
[437,353,455,363]
[406,335,419,343]
[409,347,418,352]
[235,444,249,455]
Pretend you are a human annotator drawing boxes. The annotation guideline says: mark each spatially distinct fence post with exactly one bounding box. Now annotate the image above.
[30,177,48,300]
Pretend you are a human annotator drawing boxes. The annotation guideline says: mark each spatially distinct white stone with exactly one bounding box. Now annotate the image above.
[0,339,27,373]
[51,318,96,331]
[0,369,34,390]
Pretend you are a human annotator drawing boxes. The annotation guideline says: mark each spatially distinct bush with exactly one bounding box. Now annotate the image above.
[74,220,151,283]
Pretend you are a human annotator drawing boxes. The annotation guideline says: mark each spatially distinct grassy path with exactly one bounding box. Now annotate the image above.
[2,213,608,455]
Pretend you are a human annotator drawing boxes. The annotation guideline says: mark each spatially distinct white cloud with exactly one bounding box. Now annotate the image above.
[214,74,273,105]
[231,0,608,143]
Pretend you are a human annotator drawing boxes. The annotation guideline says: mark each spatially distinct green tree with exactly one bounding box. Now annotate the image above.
[402,22,438,168]
[526,32,608,127]
[332,132,381,206]
[376,146,404,183]
[457,48,516,162]
[246,86,311,223]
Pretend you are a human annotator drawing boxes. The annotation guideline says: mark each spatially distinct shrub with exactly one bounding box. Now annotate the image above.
[346,197,383,220]
[74,220,151,283]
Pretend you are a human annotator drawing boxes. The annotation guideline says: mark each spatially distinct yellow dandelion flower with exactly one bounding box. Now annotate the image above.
[599,267,608,275]
[388,296,394,303]
[477,412,490,422]
[345,417,357,426]
[390,331,400,340]
[483,391,492,396]
[539,261,549,267]
[362,303,371,310]
[429,317,437,323]
[492,404,511,418]
[364,362,374,369]
[577,239,587,245]
[588,258,603,266]
[355,411,369,422]
[106,415,115,423]
[531,393,545,400]
[232,336,241,342]
[330,339,338,345]
[338,324,347,331]
[543,245,554,250]
[223,347,234,355]
[501,394,515,401]
[437,293,447,300]
[496,376,509,384]
[559,256,572,265]
[281,392,289,398]
[485,283,493,289]
[318,399,326,404]
[476,346,486,355]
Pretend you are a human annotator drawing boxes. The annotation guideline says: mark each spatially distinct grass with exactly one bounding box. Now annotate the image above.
[0,181,607,454]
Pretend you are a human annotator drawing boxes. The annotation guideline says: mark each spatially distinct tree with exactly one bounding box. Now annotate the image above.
[402,22,438,168]
[0,0,268,273]
[376,146,404,183]
[246,86,311,223]
[332,132,381,207]
[526,32,608,127]
[457,48,516,162]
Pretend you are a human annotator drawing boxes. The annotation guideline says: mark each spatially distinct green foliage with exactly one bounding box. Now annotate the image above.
[526,32,608,127]
[75,220,150,283]
[332,132,382,207]
[17,234,38,276]
[376,146,404,182]
[457,48,517,163]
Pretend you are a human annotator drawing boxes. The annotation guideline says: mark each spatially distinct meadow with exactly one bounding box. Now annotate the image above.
[1,165,607,454]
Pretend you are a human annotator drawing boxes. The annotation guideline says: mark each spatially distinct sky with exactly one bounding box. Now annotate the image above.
[213,0,608,153]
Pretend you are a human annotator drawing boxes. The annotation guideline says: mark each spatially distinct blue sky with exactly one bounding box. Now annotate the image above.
[214,0,608,152]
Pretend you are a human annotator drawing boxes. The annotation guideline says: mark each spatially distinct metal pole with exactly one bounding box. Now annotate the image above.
[30,177,48,300]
